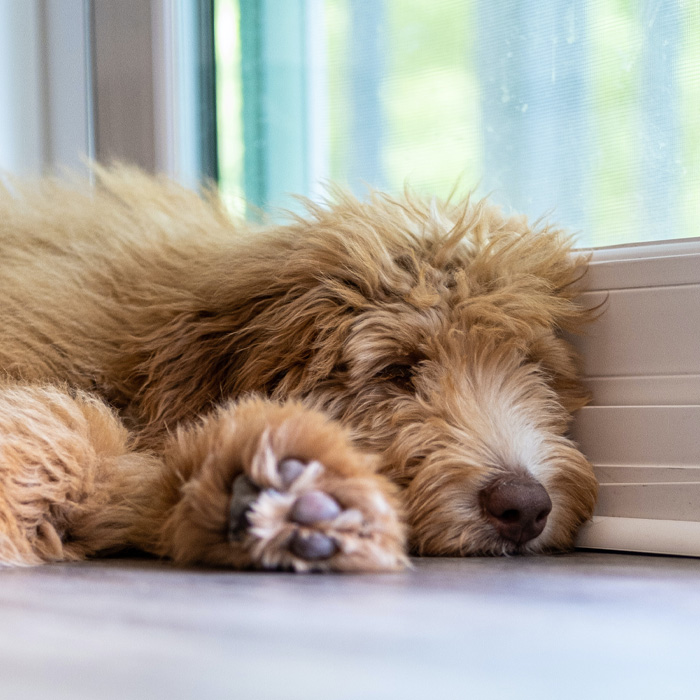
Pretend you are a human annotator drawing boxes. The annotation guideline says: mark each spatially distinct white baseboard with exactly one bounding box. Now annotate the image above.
[576,516,700,557]
[569,242,700,557]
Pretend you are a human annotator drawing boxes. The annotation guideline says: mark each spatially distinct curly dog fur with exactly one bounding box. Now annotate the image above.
[0,167,597,570]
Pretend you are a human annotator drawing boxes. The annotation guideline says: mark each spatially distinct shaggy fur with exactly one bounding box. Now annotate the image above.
[0,166,597,571]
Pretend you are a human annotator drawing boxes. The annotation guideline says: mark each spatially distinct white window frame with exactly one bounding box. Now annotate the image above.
[92,0,206,186]
[0,0,93,176]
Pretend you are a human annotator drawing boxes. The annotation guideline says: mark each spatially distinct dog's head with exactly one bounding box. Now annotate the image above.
[264,192,598,556]
[135,187,598,556]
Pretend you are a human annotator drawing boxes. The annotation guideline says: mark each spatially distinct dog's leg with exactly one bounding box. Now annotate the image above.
[143,396,407,572]
[0,386,406,571]
[0,383,161,565]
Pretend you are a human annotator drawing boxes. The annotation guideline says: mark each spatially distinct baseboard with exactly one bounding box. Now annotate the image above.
[568,242,700,557]
[576,516,700,557]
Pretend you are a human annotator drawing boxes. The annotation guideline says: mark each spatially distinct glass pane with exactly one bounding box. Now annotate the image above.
[215,0,245,215]
[215,0,700,247]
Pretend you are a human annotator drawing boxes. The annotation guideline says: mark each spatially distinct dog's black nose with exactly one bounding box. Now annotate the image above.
[480,475,552,546]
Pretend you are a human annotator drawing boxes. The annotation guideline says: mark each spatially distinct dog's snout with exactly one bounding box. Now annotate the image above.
[480,475,552,546]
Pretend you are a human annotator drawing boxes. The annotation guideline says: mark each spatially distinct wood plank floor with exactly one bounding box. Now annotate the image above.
[2,552,699,699]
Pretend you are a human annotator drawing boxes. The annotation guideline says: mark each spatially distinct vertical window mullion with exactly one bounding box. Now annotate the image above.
[0,0,45,175]
[640,0,680,241]
[239,0,265,210]
[195,0,219,182]
[239,0,315,215]
[347,0,386,192]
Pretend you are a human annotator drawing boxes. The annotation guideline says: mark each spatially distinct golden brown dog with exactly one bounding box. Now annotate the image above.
[0,167,597,570]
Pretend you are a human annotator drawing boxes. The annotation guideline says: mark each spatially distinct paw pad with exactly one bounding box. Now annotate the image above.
[229,461,343,563]
[289,531,339,560]
[230,451,401,569]
[290,491,341,525]
[278,458,306,487]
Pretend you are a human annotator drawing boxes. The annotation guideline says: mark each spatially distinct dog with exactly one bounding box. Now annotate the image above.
[0,166,597,571]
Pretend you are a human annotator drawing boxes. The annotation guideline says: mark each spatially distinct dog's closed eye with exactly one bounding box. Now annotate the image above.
[375,356,424,391]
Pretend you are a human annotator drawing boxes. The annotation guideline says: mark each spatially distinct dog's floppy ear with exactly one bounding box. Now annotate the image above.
[527,332,591,415]
[447,203,597,416]
[508,227,596,416]
[115,271,354,439]
[501,221,595,416]
[110,306,248,439]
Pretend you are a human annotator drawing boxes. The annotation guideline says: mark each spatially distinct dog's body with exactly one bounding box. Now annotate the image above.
[0,167,597,570]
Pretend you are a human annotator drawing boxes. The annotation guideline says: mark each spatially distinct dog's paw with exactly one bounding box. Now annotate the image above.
[160,398,407,572]
[232,434,407,572]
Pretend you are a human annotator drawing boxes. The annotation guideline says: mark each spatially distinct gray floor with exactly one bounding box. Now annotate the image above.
[1,552,699,700]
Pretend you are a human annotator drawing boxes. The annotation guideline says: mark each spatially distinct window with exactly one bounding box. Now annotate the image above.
[212,0,700,556]
[2,0,699,556]
[215,0,700,247]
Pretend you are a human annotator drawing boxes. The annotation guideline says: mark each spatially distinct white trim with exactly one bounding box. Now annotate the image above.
[583,247,700,291]
[151,0,203,186]
[152,0,178,178]
[577,517,700,558]
[581,237,700,262]
[0,0,92,177]
[573,286,700,379]
[92,0,205,184]
[595,465,700,483]
[92,0,156,171]
[572,240,700,556]
[0,1,45,174]
[573,406,700,467]
[41,0,93,173]
[595,482,700,522]
[306,0,330,200]
[582,375,700,407]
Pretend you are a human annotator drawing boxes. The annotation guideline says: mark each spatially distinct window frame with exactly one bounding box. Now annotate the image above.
[89,0,215,186]
[0,0,93,177]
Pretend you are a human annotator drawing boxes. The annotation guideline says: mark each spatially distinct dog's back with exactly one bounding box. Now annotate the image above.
[0,169,250,422]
